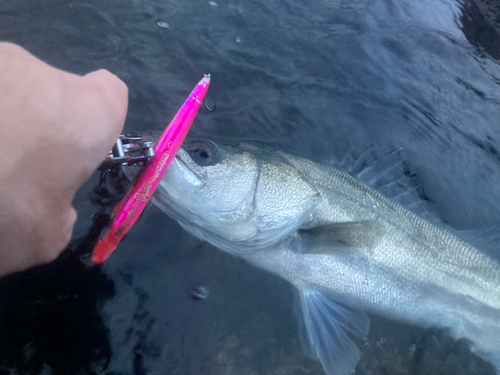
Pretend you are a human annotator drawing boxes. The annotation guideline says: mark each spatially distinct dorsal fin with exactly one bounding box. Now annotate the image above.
[334,147,440,224]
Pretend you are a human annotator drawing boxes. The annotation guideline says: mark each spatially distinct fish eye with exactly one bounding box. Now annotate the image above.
[186,140,221,166]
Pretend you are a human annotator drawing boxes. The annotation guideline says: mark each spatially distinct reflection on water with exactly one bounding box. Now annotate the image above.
[0,0,500,374]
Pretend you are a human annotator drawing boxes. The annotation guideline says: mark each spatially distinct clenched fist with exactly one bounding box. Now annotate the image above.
[0,42,128,277]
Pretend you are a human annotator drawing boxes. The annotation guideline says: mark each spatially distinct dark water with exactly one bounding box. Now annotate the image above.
[1,0,500,374]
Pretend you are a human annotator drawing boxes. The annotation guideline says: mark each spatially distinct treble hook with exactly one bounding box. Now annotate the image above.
[203,97,216,112]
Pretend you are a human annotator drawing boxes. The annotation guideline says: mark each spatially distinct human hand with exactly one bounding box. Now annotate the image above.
[0,42,128,277]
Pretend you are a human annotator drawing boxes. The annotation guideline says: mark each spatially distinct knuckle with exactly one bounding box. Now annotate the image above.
[0,42,25,55]
[35,245,59,264]
[85,69,129,102]
[34,207,77,264]
[55,207,77,251]
[83,69,128,133]
[32,235,59,264]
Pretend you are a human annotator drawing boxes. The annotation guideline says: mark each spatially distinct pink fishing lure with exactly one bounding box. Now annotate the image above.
[92,75,211,263]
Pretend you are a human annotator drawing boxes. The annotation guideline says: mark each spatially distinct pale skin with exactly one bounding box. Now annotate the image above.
[0,42,128,277]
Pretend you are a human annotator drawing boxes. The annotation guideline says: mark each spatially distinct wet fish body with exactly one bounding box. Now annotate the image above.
[154,141,500,374]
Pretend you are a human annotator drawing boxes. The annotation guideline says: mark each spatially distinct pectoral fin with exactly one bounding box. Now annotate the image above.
[298,221,383,255]
[295,289,369,375]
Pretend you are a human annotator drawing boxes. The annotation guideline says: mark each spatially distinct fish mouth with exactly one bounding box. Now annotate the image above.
[165,150,205,192]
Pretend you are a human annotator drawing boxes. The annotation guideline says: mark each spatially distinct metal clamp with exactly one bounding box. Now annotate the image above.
[99,134,155,170]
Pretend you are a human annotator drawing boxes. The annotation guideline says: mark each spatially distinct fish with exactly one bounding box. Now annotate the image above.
[152,139,500,375]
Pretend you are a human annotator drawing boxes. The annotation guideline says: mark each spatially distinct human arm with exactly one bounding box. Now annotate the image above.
[0,42,128,277]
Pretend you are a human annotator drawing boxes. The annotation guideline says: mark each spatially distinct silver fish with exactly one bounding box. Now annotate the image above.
[153,140,500,374]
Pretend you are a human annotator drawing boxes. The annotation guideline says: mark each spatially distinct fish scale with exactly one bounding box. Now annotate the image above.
[280,151,500,304]
[156,142,500,374]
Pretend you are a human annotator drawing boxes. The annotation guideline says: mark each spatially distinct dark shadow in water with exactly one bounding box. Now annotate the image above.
[0,213,115,375]
[461,0,500,61]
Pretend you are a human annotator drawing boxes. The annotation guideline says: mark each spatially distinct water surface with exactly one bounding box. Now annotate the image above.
[1,0,500,374]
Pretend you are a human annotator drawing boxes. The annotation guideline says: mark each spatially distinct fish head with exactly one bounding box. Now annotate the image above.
[156,140,321,254]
